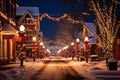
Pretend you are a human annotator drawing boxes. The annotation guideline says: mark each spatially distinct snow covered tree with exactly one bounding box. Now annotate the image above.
[64,0,120,58]
[87,0,120,58]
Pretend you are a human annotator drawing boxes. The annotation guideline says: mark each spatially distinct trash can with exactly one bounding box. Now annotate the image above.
[108,58,118,70]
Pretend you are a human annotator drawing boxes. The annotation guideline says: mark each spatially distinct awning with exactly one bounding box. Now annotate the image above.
[1,23,18,35]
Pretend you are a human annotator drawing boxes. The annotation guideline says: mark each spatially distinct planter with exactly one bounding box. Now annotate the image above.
[108,58,118,70]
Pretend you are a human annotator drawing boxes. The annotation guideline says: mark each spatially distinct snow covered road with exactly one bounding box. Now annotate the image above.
[31,59,85,80]
[0,57,120,80]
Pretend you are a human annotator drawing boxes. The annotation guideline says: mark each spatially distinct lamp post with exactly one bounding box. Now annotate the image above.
[71,42,75,60]
[65,46,68,58]
[32,36,37,61]
[84,36,89,63]
[19,25,25,66]
[42,45,45,59]
[39,42,43,59]
[19,25,25,47]
[76,38,80,61]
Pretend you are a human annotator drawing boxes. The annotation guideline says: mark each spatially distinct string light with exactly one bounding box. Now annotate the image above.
[36,13,98,41]
[0,11,97,41]
[0,11,16,27]
[39,13,80,24]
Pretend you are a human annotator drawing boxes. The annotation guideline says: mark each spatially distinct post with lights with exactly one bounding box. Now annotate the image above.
[76,38,80,61]
[39,42,43,59]
[42,46,45,59]
[32,36,37,62]
[84,36,89,63]
[65,46,69,58]
[19,25,26,66]
[70,42,75,60]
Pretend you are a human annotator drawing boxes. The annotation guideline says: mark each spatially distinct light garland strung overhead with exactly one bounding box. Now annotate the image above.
[39,13,80,24]
[32,13,99,41]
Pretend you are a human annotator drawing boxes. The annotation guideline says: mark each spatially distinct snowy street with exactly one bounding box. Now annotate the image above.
[31,59,85,80]
[0,57,120,80]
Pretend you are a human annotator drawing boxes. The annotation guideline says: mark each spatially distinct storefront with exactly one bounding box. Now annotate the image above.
[0,23,18,65]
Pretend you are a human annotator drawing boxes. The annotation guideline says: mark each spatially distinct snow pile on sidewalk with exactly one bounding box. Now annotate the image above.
[69,60,120,80]
[0,58,120,80]
[0,60,45,80]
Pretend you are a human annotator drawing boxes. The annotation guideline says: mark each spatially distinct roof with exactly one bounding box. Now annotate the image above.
[2,23,18,32]
[39,32,43,36]
[16,6,39,16]
[1,23,18,35]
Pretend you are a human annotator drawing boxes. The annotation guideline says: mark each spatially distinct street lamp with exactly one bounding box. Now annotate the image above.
[19,25,26,66]
[19,25,25,47]
[76,38,80,61]
[40,41,43,46]
[32,36,37,61]
[65,46,69,58]
[84,36,89,63]
[42,45,45,58]
[71,42,75,60]
[39,41,44,59]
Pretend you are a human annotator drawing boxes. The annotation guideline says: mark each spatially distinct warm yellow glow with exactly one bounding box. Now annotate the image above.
[47,49,51,53]
[71,42,74,46]
[19,25,25,32]
[40,42,43,46]
[65,46,68,49]
[63,46,68,49]
[32,37,36,41]
[43,46,45,48]
[84,36,89,42]
[57,49,61,54]
[76,38,80,42]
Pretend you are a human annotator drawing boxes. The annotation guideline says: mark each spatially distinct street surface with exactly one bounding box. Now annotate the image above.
[0,57,120,80]
[31,58,85,80]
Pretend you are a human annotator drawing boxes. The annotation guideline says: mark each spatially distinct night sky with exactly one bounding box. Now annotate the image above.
[17,0,70,40]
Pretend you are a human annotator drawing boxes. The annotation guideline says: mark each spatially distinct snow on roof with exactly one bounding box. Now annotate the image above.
[2,23,18,32]
[39,32,43,36]
[108,58,118,62]
[86,22,96,44]
[16,6,39,16]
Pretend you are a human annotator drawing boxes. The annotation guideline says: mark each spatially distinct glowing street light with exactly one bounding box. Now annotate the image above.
[32,36,37,61]
[71,42,75,60]
[40,41,43,46]
[84,36,89,63]
[19,25,26,66]
[76,38,80,61]
[71,42,74,46]
[19,25,25,32]
[76,38,80,42]
[39,41,45,59]
[33,36,36,41]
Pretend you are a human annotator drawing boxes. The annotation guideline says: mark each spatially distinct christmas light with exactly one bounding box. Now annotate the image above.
[39,13,80,24]
[0,11,16,26]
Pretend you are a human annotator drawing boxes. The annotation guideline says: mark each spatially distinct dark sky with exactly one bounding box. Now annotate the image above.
[17,0,70,40]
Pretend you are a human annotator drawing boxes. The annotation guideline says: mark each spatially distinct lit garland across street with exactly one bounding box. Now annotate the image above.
[37,13,99,41]
[39,13,80,24]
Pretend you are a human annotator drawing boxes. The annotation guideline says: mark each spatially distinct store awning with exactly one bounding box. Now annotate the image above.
[1,23,18,35]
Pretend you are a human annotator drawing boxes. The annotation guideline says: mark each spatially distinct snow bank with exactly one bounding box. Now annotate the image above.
[0,60,45,80]
[0,58,120,80]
